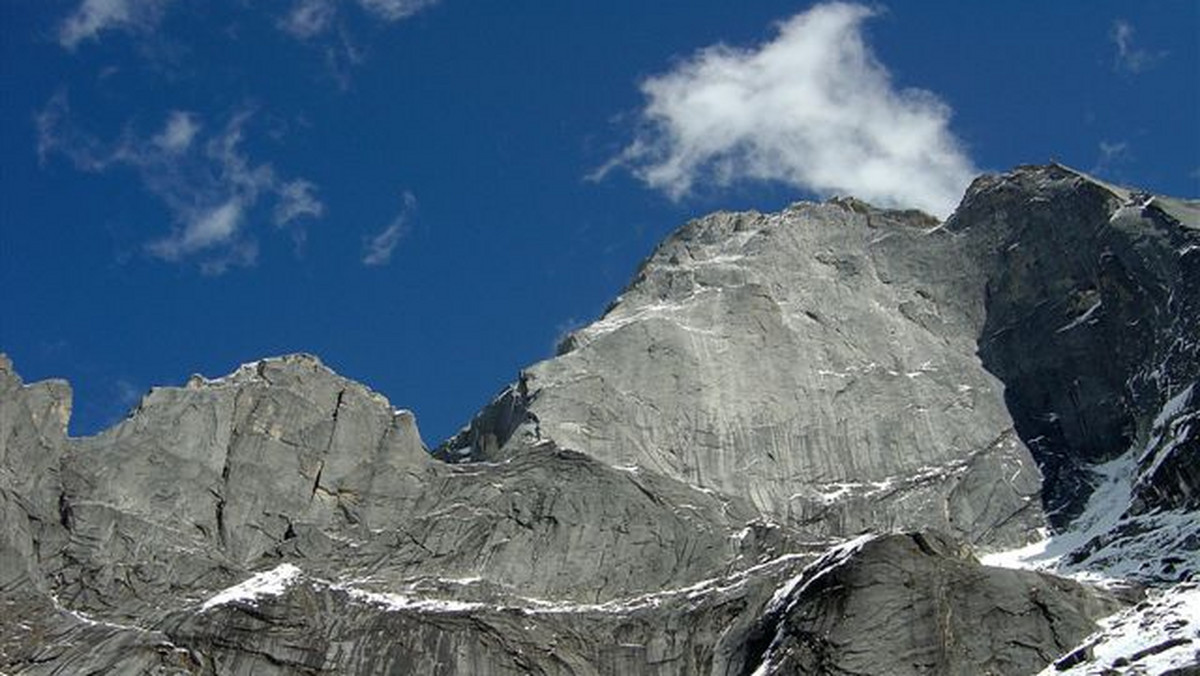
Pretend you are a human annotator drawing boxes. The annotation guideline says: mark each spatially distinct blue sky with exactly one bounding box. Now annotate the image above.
[3,1,1197,444]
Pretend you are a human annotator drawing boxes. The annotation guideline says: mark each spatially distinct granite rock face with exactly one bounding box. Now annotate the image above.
[2,164,1198,675]
[748,532,1123,676]
[950,168,1200,526]
[442,198,1043,549]
[0,354,71,596]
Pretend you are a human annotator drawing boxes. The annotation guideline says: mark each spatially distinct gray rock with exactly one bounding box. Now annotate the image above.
[0,354,71,596]
[23,354,775,626]
[951,165,1200,527]
[747,532,1122,676]
[442,197,1043,549]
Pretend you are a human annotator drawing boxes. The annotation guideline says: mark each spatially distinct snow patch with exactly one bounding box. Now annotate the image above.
[981,450,1137,583]
[337,586,486,614]
[201,563,303,610]
[188,360,263,388]
[583,292,724,340]
[983,383,1200,585]
[1152,382,1194,431]
[1056,299,1103,333]
[1040,583,1200,675]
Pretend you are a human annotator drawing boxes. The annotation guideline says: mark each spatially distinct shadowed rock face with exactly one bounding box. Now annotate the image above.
[949,166,1200,526]
[746,532,1123,676]
[2,164,1197,675]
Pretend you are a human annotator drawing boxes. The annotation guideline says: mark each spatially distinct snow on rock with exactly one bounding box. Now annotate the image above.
[187,360,265,388]
[764,533,876,615]
[1056,299,1104,334]
[1041,582,1200,675]
[981,450,1137,582]
[201,564,303,610]
[982,446,1200,585]
[750,534,877,676]
[982,380,1200,586]
[335,586,486,614]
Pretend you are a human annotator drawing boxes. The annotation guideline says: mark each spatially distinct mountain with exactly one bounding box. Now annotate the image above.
[2,164,1196,675]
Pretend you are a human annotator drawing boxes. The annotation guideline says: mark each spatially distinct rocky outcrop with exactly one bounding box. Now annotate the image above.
[13,354,782,624]
[3,531,1121,676]
[950,167,1200,526]
[747,532,1122,676]
[0,354,71,596]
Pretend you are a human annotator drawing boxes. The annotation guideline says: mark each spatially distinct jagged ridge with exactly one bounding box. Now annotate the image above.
[2,164,1198,674]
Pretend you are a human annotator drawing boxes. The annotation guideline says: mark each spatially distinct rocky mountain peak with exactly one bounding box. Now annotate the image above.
[3,164,1197,675]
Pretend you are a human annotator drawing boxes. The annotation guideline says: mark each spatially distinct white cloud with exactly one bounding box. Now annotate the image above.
[362,191,416,266]
[357,0,439,22]
[113,378,143,410]
[595,2,977,219]
[38,94,324,272]
[1099,140,1130,163]
[280,0,337,39]
[59,0,169,49]
[149,199,243,260]
[153,111,200,154]
[1111,19,1162,74]
[279,0,438,40]
[274,180,326,226]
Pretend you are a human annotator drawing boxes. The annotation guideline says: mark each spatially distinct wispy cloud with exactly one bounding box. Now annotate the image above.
[1110,19,1163,74]
[280,0,439,39]
[37,93,324,273]
[593,2,976,219]
[357,0,439,22]
[59,0,438,63]
[277,0,434,87]
[362,191,416,266]
[1091,139,1132,179]
[114,378,144,410]
[59,0,170,50]
[274,179,326,226]
[152,110,200,154]
[280,0,338,40]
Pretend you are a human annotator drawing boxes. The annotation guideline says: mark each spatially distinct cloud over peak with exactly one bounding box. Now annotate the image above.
[596,2,977,219]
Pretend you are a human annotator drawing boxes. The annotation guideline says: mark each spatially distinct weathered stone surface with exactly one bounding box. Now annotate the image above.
[154,556,807,676]
[16,354,775,628]
[442,195,1043,549]
[747,532,1122,676]
[0,354,71,595]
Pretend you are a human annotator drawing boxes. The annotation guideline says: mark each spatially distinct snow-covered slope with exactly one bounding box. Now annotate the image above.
[1040,582,1199,676]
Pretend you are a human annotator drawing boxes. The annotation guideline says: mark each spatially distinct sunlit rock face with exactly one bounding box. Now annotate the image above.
[445,183,1040,548]
[3,164,1197,675]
